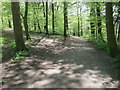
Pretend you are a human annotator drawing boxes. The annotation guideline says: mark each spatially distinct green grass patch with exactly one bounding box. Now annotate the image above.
[82,36,108,52]
[2,36,16,49]
[10,51,29,63]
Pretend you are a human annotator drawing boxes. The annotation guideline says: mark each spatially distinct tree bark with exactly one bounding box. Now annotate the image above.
[8,19,12,28]
[63,2,68,38]
[96,3,102,37]
[77,5,80,37]
[106,2,118,57]
[117,24,120,42]
[80,7,83,36]
[24,2,30,40]
[46,1,49,34]
[42,2,46,32]
[52,1,55,34]
[90,6,95,36]
[11,2,27,51]
[33,7,37,32]
[37,19,41,33]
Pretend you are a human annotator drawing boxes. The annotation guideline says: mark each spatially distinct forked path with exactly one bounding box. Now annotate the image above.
[2,36,119,88]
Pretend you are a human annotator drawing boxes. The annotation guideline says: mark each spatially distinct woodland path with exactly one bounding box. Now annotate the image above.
[1,35,119,88]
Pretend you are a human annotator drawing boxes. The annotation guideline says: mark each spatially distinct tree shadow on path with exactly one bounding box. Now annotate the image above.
[1,36,119,88]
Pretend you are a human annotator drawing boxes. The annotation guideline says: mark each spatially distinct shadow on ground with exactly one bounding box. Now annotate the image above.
[1,36,119,88]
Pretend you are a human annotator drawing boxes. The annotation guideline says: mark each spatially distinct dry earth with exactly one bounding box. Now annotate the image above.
[1,35,120,88]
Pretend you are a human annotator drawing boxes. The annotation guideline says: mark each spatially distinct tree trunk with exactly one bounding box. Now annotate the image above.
[52,1,55,34]
[90,6,95,36]
[33,7,37,32]
[63,2,68,38]
[24,2,30,40]
[37,19,41,33]
[80,8,83,36]
[77,5,80,37]
[106,2,118,57]
[11,2,27,51]
[42,2,46,32]
[117,24,120,42]
[46,1,49,34]
[8,18,12,28]
[96,3,102,37]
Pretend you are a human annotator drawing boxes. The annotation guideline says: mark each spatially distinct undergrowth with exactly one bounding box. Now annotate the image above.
[82,35,120,75]
[10,51,29,63]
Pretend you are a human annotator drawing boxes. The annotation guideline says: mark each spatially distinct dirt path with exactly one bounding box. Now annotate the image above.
[1,36,119,88]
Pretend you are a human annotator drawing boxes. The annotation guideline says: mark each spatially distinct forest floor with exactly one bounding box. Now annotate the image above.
[1,31,120,88]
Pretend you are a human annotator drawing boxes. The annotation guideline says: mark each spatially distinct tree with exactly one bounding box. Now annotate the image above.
[90,5,95,36]
[106,2,118,57]
[80,7,83,36]
[52,0,55,34]
[8,16,12,28]
[42,1,46,31]
[24,2,30,40]
[117,24,120,42]
[46,1,49,34]
[33,4,37,32]
[96,3,102,38]
[116,2,120,42]
[63,1,68,38]
[77,3,80,37]
[11,2,27,51]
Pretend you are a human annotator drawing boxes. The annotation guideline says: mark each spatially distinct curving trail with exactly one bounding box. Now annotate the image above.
[1,36,119,88]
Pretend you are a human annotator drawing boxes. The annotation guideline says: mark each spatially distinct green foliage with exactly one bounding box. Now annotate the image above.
[2,37,16,49]
[10,51,28,63]
[91,37,108,52]
[10,41,16,49]
[0,80,5,85]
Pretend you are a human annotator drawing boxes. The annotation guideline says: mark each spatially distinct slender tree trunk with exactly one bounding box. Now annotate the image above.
[24,2,30,40]
[106,2,118,57]
[96,3,102,38]
[33,7,37,32]
[11,2,27,51]
[52,1,55,34]
[63,2,68,38]
[8,19,12,28]
[8,16,12,28]
[77,5,80,37]
[42,2,46,32]
[80,8,83,36]
[117,24,120,42]
[46,1,49,34]
[37,19,41,33]
[90,6,95,36]
[117,2,120,42]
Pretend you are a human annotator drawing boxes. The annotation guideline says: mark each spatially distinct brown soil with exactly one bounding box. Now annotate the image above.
[1,35,119,88]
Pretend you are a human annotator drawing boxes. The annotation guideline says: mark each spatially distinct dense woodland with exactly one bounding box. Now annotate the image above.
[0,1,120,88]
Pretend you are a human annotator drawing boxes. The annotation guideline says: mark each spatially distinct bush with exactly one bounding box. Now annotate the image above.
[90,37,108,52]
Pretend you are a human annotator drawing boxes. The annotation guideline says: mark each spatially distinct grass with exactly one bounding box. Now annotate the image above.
[1,36,16,48]
[82,35,108,52]
[10,51,29,63]
[82,35,120,74]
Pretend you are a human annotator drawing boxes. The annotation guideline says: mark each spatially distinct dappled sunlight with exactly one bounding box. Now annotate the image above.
[44,69,61,75]
[38,37,63,47]
[79,69,119,88]
[2,57,119,88]
[28,79,54,88]
[2,36,119,88]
